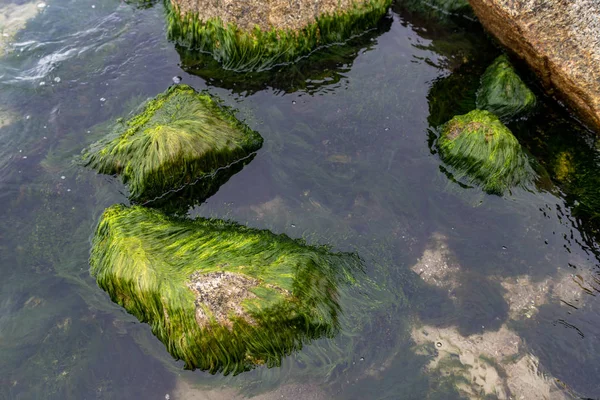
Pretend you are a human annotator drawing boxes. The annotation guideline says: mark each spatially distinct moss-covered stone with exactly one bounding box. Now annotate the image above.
[176,15,392,96]
[437,110,535,195]
[476,55,536,120]
[83,84,263,202]
[166,0,392,71]
[90,205,360,375]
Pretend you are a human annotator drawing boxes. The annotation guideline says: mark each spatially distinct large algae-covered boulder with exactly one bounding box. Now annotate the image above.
[476,55,536,120]
[467,0,600,133]
[90,205,360,374]
[166,0,392,71]
[437,110,534,194]
[84,84,262,202]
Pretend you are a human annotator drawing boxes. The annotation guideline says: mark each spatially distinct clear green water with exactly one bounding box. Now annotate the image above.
[1,1,600,399]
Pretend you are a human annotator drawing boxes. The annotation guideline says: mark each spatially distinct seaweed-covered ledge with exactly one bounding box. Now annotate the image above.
[90,205,361,375]
[83,84,263,202]
[166,0,392,71]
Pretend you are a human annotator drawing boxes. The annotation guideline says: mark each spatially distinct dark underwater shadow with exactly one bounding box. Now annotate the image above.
[138,153,258,216]
[513,101,600,255]
[174,15,393,96]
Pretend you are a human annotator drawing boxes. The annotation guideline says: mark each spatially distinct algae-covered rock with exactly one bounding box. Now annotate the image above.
[90,205,360,374]
[476,55,536,120]
[166,0,392,71]
[437,110,534,195]
[84,84,263,202]
[468,0,600,132]
[176,15,392,96]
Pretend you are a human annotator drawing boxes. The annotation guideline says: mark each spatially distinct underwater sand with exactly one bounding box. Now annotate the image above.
[171,379,328,400]
[412,323,568,400]
[410,232,589,398]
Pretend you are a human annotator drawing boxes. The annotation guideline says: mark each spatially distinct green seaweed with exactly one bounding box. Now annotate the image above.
[83,84,263,202]
[165,0,392,71]
[176,15,392,95]
[437,110,535,195]
[427,64,481,129]
[476,55,537,121]
[90,205,361,375]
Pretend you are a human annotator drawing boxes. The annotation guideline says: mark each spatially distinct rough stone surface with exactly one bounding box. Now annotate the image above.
[172,0,374,32]
[187,271,260,329]
[467,0,600,132]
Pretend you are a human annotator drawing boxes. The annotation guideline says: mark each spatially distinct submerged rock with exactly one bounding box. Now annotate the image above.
[0,1,40,54]
[83,84,262,202]
[437,109,534,194]
[166,0,392,71]
[476,54,536,120]
[90,205,360,375]
[468,0,600,133]
[412,323,570,399]
[176,16,392,96]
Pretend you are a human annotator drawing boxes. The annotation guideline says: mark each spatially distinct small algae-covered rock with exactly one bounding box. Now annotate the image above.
[90,205,360,374]
[166,0,392,71]
[84,84,263,201]
[437,110,534,195]
[476,55,536,120]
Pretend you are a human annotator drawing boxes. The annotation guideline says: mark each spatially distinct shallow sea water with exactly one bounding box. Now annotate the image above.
[1,1,600,399]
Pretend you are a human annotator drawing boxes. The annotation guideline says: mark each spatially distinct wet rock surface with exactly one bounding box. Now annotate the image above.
[166,0,391,71]
[171,0,375,33]
[467,0,600,132]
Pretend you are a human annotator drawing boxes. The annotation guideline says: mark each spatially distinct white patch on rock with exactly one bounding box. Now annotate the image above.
[187,271,260,330]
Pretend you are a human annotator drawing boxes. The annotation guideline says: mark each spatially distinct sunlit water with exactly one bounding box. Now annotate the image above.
[1,0,600,399]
